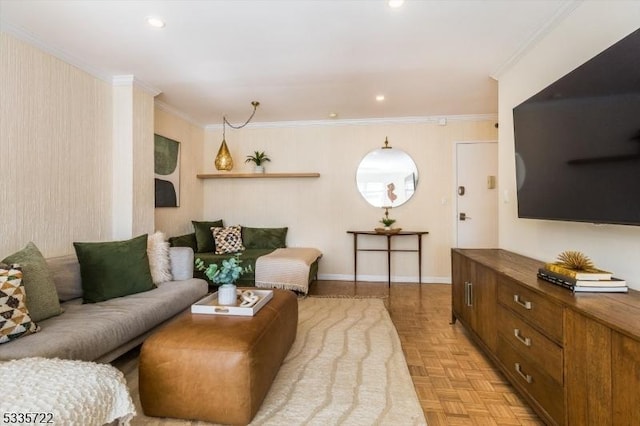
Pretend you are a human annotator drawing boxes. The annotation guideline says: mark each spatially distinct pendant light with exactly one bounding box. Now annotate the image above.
[215,101,260,171]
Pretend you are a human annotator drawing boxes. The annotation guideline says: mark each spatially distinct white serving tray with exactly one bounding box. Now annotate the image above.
[191,289,273,316]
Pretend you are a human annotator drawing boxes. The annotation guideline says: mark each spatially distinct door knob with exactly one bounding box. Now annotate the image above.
[459,212,471,221]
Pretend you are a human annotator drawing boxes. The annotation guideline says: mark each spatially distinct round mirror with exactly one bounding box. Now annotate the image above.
[356,147,419,208]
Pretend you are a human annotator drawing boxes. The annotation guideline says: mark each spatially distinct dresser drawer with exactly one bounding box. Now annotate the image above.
[497,335,565,424]
[497,306,563,383]
[497,277,563,343]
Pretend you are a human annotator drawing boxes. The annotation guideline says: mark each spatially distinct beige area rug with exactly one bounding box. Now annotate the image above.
[118,297,427,425]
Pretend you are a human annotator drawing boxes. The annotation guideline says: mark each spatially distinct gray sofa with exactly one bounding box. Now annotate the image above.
[0,247,208,363]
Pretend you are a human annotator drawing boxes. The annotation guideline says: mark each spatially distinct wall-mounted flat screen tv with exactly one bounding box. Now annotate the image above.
[513,28,640,226]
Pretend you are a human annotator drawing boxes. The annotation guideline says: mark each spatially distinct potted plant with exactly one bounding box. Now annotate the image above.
[245,151,271,173]
[380,216,396,230]
[195,255,252,305]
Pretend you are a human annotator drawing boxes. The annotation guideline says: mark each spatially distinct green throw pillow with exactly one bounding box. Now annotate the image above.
[2,242,62,322]
[73,234,155,303]
[192,220,224,253]
[168,233,197,251]
[242,227,288,249]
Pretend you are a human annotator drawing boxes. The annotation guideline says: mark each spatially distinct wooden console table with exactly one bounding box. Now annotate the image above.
[346,230,429,287]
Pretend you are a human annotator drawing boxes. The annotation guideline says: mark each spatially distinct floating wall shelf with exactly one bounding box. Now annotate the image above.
[197,172,320,179]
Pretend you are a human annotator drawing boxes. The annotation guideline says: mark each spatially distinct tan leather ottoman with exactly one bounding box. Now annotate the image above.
[139,289,298,425]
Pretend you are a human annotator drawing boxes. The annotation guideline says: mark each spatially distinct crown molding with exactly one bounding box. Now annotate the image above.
[204,113,498,130]
[490,0,581,80]
[1,23,161,96]
[154,100,204,127]
[1,21,112,83]
[112,75,161,97]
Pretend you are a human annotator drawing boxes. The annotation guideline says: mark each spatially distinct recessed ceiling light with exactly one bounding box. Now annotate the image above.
[329,112,338,119]
[376,95,385,102]
[388,0,405,9]
[146,16,166,28]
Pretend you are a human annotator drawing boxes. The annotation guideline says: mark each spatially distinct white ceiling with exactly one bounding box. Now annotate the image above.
[0,0,576,126]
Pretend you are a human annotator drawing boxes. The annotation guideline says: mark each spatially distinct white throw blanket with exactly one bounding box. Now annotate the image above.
[0,357,135,426]
[255,247,322,294]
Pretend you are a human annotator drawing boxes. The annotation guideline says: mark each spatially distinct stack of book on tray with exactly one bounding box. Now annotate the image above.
[538,263,628,293]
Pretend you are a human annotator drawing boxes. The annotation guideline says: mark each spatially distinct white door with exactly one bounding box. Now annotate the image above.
[455,142,499,248]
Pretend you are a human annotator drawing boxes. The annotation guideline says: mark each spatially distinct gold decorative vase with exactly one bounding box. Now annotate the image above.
[214,139,233,171]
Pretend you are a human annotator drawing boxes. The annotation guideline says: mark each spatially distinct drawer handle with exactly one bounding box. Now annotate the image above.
[514,328,532,347]
[465,281,473,307]
[513,294,532,310]
[515,362,533,384]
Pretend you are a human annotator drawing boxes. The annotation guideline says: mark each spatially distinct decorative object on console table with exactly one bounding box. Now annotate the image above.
[544,263,612,281]
[375,207,401,234]
[545,250,612,280]
[195,255,252,305]
[537,269,628,293]
[214,101,260,171]
[245,150,271,173]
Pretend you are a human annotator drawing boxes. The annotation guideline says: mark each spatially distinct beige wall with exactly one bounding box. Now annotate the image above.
[0,32,157,258]
[201,119,497,282]
[0,33,113,257]
[154,107,205,237]
[498,3,640,288]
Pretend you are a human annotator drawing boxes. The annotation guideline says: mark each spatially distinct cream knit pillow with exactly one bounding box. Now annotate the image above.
[147,232,173,284]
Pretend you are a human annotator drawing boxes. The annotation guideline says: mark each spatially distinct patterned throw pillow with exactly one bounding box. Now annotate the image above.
[212,226,245,254]
[0,263,40,344]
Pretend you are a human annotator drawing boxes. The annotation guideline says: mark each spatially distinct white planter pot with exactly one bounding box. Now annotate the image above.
[217,284,237,305]
[253,165,265,173]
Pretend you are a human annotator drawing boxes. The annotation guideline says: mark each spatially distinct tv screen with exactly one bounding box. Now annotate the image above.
[513,28,640,226]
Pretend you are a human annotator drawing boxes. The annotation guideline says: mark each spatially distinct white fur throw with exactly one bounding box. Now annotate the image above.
[147,231,172,284]
[0,357,135,426]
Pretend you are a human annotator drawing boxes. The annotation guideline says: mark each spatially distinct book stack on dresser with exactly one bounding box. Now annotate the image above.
[537,263,628,293]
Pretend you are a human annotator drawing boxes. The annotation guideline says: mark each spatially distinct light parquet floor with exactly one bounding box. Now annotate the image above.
[308,280,543,426]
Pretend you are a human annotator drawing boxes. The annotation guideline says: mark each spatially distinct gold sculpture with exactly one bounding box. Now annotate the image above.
[556,251,595,271]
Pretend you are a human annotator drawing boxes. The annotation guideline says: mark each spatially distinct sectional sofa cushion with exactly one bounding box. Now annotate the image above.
[73,234,155,303]
[192,220,224,253]
[2,242,62,322]
[0,278,208,361]
[47,255,83,302]
[0,264,40,344]
[213,226,245,254]
[242,227,288,249]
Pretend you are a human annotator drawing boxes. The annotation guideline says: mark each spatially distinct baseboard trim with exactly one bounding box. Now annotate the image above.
[318,273,451,284]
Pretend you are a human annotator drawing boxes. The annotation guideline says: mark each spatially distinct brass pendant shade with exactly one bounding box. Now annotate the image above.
[214,101,260,172]
[214,139,233,171]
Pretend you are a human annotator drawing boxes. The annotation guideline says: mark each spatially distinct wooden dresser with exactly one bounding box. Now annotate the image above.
[451,249,640,425]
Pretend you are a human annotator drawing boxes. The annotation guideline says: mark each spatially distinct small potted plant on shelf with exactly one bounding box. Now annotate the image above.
[245,151,271,173]
[195,254,252,305]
